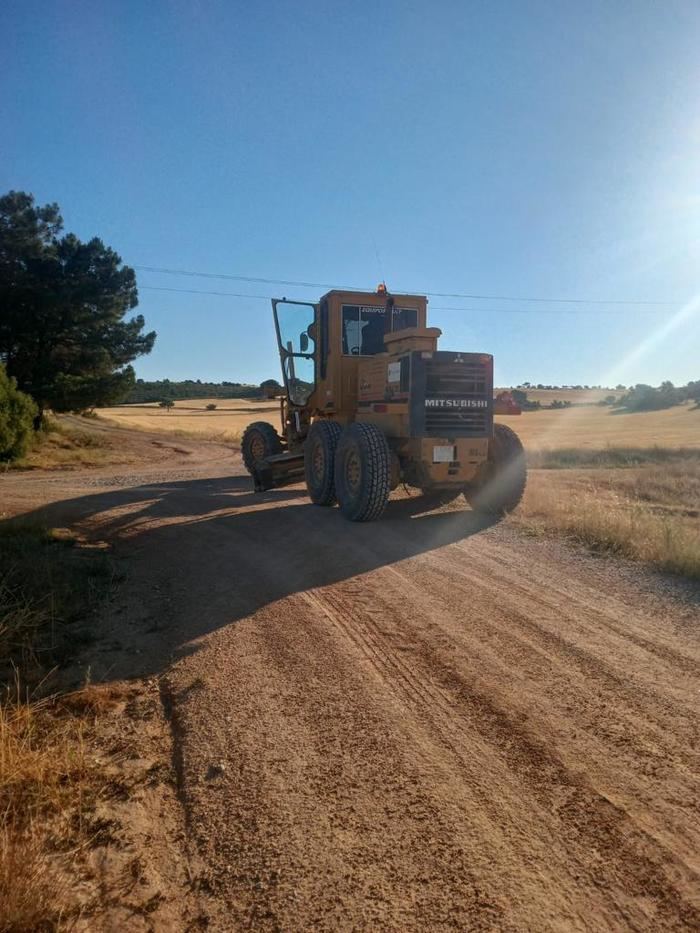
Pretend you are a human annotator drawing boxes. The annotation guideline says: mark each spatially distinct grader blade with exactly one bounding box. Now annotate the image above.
[252,452,305,491]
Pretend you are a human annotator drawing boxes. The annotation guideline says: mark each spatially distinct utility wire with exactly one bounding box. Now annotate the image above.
[135,264,675,307]
[141,285,277,301]
[139,284,664,314]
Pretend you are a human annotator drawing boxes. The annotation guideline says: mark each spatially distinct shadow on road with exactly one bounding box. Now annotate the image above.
[1,475,499,682]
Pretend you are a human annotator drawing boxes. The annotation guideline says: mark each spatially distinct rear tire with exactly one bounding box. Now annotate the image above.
[334,423,391,522]
[304,420,342,505]
[241,421,283,475]
[466,423,526,515]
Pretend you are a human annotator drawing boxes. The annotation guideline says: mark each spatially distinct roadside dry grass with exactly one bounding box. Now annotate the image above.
[8,419,136,471]
[0,524,115,680]
[0,523,122,930]
[514,457,700,579]
[527,446,700,469]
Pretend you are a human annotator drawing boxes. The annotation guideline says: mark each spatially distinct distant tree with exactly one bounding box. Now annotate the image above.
[658,380,681,407]
[0,363,37,460]
[122,379,261,404]
[159,399,175,411]
[205,403,217,410]
[685,380,700,402]
[0,190,156,426]
[618,382,684,412]
[260,378,283,397]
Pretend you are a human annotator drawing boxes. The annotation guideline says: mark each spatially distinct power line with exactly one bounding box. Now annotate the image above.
[139,284,663,314]
[135,264,676,307]
[136,267,357,292]
[141,285,276,301]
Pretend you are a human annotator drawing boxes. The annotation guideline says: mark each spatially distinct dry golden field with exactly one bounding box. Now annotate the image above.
[103,398,281,442]
[497,401,699,450]
[103,395,700,451]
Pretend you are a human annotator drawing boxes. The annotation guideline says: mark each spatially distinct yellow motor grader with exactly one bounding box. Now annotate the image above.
[242,286,526,522]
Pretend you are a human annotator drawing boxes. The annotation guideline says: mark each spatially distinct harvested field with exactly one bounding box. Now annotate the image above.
[102,395,700,452]
[497,400,699,450]
[103,397,279,443]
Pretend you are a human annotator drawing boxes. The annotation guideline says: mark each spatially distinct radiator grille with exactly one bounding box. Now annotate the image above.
[425,364,488,397]
[422,357,491,437]
[425,409,488,435]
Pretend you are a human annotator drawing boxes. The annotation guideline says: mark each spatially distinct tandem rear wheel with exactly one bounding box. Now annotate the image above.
[334,423,391,522]
[304,421,391,522]
[301,421,527,523]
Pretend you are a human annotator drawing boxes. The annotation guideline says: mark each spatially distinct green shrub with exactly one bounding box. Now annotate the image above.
[0,365,37,461]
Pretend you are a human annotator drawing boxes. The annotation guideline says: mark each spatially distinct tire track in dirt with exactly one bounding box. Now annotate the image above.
[431,545,698,743]
[452,534,700,674]
[372,542,700,869]
[302,568,700,931]
[225,591,512,931]
[366,556,698,904]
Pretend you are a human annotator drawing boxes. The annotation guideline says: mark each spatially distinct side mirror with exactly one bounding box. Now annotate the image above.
[299,332,309,353]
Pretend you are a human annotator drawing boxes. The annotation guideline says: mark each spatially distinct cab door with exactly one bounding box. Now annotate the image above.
[272,299,318,407]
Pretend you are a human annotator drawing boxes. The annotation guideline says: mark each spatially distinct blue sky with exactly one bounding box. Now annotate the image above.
[2,0,699,387]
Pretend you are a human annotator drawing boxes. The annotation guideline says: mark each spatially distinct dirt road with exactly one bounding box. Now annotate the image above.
[3,428,699,931]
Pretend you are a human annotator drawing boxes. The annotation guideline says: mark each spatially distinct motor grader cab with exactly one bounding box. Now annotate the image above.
[242,286,526,522]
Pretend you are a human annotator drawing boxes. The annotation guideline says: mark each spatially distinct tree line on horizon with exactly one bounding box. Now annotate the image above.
[513,381,700,413]
[123,377,281,405]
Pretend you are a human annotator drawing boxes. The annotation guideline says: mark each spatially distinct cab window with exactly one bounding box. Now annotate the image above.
[341,304,417,356]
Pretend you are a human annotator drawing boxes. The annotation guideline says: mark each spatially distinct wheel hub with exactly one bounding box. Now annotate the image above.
[345,449,361,494]
[312,441,325,479]
[250,433,266,461]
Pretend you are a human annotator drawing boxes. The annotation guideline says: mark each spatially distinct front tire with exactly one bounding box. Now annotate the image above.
[241,421,283,475]
[304,420,342,505]
[467,423,526,515]
[334,423,391,522]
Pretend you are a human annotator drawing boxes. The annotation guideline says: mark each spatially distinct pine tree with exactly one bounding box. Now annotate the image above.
[0,191,156,425]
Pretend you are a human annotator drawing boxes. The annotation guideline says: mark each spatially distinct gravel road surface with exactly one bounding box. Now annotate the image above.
[3,426,698,931]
